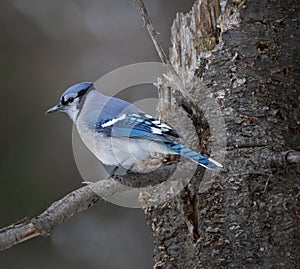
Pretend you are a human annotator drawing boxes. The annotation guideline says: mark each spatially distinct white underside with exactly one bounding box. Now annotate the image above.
[76,121,173,170]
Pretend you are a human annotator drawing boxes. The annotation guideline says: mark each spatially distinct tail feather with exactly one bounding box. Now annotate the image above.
[165,141,223,170]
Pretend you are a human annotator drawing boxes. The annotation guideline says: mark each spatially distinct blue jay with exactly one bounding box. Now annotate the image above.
[46,82,222,172]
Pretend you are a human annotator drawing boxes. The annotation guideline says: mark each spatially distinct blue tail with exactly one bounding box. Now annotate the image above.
[165,141,223,170]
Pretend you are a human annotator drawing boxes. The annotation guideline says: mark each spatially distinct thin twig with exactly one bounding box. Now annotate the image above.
[135,0,195,103]
[135,0,170,65]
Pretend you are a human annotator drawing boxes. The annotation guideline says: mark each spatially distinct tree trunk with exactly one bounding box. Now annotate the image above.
[143,0,300,268]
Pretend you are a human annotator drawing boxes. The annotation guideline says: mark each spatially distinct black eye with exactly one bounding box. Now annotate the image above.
[68,97,74,103]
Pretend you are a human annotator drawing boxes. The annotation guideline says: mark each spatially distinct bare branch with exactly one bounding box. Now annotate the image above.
[259,148,300,168]
[134,0,199,108]
[134,0,170,65]
[0,180,127,251]
[0,163,177,251]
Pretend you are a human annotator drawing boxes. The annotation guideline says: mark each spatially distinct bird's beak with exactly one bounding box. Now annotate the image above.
[46,104,63,114]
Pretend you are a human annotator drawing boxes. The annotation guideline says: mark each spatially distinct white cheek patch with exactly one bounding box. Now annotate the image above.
[101,114,126,128]
[65,104,80,123]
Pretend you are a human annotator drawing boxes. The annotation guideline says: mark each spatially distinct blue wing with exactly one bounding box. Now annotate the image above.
[91,94,178,141]
[96,112,179,142]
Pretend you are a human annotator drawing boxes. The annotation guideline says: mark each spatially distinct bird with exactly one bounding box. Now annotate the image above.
[46,82,222,173]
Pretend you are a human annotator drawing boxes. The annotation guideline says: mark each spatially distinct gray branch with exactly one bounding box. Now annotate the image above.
[0,164,176,251]
[134,0,170,65]
[0,180,125,251]
[134,0,192,101]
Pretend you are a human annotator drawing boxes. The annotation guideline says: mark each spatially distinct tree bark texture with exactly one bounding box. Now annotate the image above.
[144,0,300,268]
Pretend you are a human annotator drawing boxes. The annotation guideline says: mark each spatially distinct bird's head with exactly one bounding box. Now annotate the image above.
[46,82,93,122]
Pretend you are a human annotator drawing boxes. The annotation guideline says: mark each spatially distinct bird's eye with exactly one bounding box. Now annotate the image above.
[68,97,74,103]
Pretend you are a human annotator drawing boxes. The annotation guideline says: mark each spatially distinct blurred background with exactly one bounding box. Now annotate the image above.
[0,1,194,268]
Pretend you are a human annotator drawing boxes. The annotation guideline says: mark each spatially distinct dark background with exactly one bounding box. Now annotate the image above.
[0,1,193,268]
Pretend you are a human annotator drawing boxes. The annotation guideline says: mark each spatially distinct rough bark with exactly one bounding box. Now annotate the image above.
[144,0,300,268]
